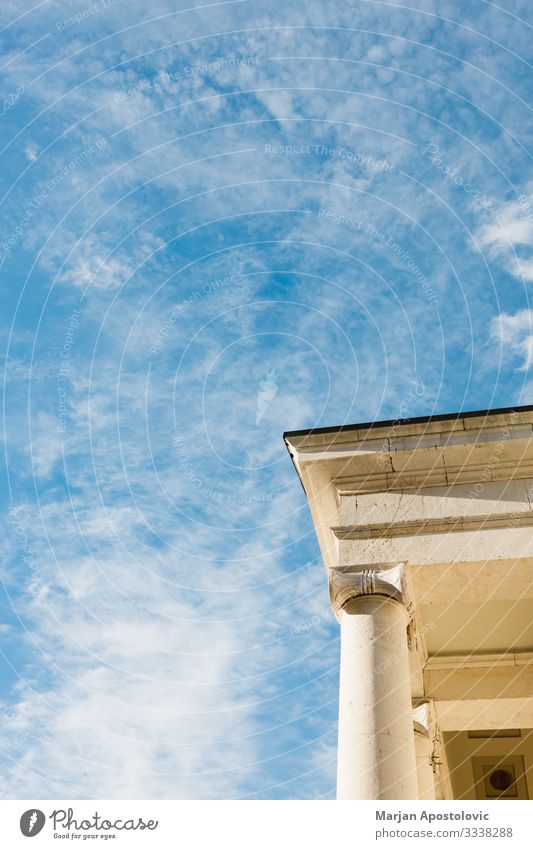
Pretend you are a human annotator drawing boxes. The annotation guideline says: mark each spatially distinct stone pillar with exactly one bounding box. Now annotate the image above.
[413,703,436,800]
[330,564,418,800]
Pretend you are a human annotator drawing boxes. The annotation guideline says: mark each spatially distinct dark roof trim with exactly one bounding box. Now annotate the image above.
[283,403,533,441]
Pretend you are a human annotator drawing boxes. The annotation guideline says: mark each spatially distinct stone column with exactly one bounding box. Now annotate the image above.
[330,564,418,800]
[413,703,436,800]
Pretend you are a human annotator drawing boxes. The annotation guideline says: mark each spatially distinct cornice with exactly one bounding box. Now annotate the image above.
[334,460,533,495]
[332,510,533,540]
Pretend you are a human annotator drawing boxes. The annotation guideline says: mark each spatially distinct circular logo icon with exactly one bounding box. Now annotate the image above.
[20,809,46,837]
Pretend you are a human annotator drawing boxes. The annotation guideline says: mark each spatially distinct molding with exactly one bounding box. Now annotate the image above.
[328,563,406,615]
[425,651,533,671]
[331,510,533,540]
[334,459,533,495]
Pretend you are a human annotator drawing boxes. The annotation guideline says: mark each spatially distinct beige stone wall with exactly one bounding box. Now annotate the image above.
[445,729,533,800]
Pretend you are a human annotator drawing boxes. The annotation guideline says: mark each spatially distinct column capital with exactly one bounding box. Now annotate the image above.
[412,701,438,799]
[329,563,406,616]
[412,700,435,739]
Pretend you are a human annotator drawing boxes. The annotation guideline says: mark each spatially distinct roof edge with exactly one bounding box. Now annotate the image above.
[283,403,533,442]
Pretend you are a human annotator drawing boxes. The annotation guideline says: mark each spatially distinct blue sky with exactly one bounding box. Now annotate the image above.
[0,0,532,799]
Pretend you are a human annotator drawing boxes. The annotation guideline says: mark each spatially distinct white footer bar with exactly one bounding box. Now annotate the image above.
[1,800,530,847]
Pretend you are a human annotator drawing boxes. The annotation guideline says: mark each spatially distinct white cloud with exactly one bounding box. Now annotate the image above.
[478,204,533,254]
[477,185,533,282]
[491,309,533,370]
[57,232,165,291]
[28,414,64,479]
[24,144,38,161]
